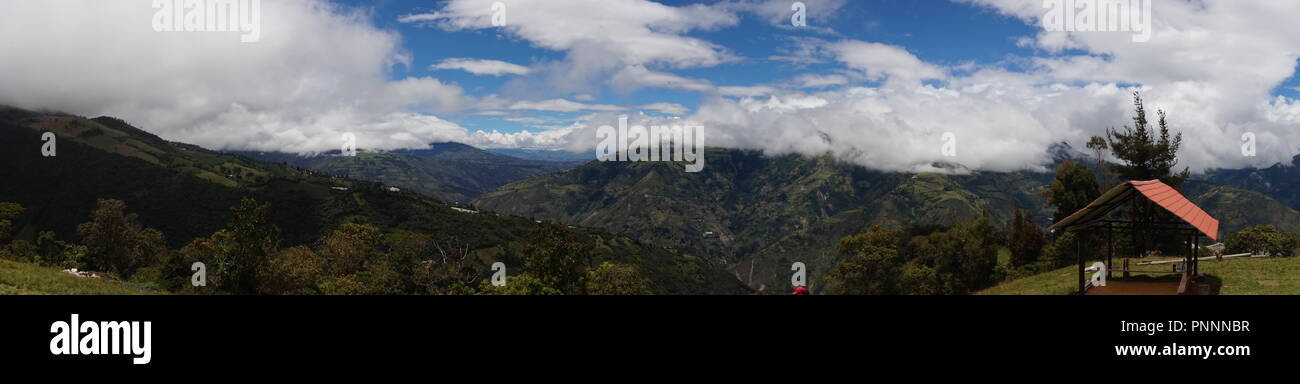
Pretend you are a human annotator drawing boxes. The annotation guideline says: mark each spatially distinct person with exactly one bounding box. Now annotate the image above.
[792,286,809,295]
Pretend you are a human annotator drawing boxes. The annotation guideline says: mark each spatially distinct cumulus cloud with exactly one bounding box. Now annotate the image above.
[679,0,1300,173]
[509,99,624,113]
[506,98,688,115]
[0,0,480,153]
[430,58,531,76]
[953,0,1300,170]
[719,0,847,31]
[3,0,1296,173]
[421,0,736,95]
[830,40,947,82]
[719,86,777,97]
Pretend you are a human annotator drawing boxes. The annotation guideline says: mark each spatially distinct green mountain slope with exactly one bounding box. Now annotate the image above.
[1183,183,1300,234]
[474,148,1300,292]
[1197,156,1300,211]
[0,106,746,294]
[473,149,1054,291]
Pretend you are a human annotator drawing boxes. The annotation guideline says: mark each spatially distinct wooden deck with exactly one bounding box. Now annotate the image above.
[1084,280,1185,295]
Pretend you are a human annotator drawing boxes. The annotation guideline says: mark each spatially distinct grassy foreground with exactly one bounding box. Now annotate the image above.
[0,259,152,295]
[980,256,1300,295]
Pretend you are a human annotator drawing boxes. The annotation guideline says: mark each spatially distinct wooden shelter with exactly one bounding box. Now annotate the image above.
[1050,180,1220,295]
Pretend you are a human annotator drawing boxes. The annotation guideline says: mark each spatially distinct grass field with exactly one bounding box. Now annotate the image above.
[980,256,1300,295]
[0,259,153,295]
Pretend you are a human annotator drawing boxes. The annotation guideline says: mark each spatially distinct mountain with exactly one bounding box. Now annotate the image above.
[237,142,575,204]
[473,148,1300,292]
[473,149,1054,291]
[1182,182,1300,234]
[1196,156,1300,212]
[0,106,747,294]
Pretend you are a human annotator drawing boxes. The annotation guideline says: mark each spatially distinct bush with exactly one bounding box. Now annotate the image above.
[1225,225,1298,258]
[826,217,1000,295]
[76,199,167,279]
[1007,209,1045,268]
[585,262,651,295]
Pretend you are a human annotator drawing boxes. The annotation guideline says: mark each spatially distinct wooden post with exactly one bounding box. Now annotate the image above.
[1078,230,1085,295]
[1107,223,1113,280]
[1194,234,1200,276]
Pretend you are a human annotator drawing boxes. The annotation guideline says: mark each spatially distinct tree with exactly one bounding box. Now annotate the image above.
[1043,159,1101,224]
[944,216,1001,292]
[0,202,25,245]
[1086,135,1110,191]
[76,199,166,279]
[1225,225,1298,258]
[179,198,280,294]
[824,225,904,295]
[258,246,325,294]
[318,223,379,277]
[1107,92,1188,187]
[585,262,652,295]
[1007,209,1045,268]
[522,224,590,295]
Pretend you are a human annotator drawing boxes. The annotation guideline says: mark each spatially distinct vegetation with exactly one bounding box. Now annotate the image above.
[1085,135,1111,190]
[1106,92,1189,187]
[1006,209,1044,268]
[0,258,151,295]
[1043,159,1100,223]
[475,149,1053,291]
[0,107,745,295]
[1225,225,1298,258]
[981,256,1300,295]
[77,199,167,279]
[823,217,1001,295]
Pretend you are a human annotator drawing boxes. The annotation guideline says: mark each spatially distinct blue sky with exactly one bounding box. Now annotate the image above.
[339,0,1055,134]
[333,0,1300,139]
[4,0,1298,171]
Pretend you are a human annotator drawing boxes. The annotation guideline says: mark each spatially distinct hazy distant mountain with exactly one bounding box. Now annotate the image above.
[237,142,576,204]
[487,148,593,164]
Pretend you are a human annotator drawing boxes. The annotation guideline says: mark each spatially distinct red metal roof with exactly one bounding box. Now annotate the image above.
[1051,180,1219,240]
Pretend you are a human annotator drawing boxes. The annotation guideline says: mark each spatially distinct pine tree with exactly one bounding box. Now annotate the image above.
[1107,92,1189,187]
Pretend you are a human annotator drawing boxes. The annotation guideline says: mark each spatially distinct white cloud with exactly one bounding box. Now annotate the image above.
[830,40,946,82]
[953,0,1300,170]
[610,65,715,92]
[426,0,737,68]
[720,0,847,31]
[509,99,624,113]
[0,0,478,153]
[424,0,737,95]
[431,58,531,76]
[637,102,690,115]
[505,98,688,115]
[719,86,777,97]
[794,73,849,88]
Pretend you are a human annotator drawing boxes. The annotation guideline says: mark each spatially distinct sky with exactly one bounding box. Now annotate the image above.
[1,0,1299,173]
